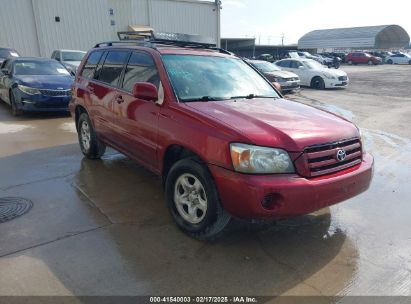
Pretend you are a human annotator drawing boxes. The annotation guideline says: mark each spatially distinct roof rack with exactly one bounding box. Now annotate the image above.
[94,31,234,55]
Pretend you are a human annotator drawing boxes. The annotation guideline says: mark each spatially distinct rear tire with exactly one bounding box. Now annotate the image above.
[77,112,106,159]
[165,158,231,240]
[311,76,325,90]
[10,91,22,116]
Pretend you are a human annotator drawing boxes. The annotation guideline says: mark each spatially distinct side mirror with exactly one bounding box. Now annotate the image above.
[132,82,158,102]
[298,66,305,70]
[272,82,282,93]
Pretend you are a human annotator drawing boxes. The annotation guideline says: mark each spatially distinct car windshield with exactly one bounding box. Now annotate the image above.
[14,61,70,76]
[0,49,19,58]
[303,60,325,69]
[162,55,279,102]
[252,61,281,72]
[62,51,86,61]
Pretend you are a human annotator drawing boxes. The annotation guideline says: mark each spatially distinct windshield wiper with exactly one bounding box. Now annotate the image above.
[230,94,278,100]
[180,96,222,102]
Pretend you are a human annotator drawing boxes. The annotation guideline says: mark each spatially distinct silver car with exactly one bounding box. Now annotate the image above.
[248,60,300,93]
[51,49,86,75]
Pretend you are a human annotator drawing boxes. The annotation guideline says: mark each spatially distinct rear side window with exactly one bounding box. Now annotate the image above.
[122,52,160,92]
[277,60,290,68]
[81,51,103,79]
[98,51,129,86]
[290,61,302,69]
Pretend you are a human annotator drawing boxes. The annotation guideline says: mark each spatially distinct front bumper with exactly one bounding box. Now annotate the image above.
[209,153,373,219]
[280,80,301,92]
[324,77,349,88]
[14,90,71,112]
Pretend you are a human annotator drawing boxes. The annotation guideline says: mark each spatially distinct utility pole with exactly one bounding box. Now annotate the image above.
[281,33,285,46]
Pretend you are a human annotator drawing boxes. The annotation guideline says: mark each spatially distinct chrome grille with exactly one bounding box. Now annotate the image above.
[39,89,71,97]
[304,138,362,177]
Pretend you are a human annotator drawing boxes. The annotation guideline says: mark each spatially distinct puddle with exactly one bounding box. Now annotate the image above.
[0,123,34,134]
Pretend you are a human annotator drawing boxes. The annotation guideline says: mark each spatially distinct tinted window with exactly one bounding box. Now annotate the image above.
[290,61,302,69]
[98,51,129,86]
[122,52,159,92]
[277,60,290,68]
[81,51,103,79]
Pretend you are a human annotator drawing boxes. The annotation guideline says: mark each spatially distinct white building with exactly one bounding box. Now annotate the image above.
[0,0,221,57]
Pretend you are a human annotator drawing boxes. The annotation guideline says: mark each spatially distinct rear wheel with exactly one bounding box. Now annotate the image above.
[77,112,106,159]
[311,76,325,90]
[165,158,231,240]
[10,91,22,116]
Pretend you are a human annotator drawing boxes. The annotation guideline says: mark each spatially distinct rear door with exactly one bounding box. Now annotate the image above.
[114,51,161,169]
[90,50,130,142]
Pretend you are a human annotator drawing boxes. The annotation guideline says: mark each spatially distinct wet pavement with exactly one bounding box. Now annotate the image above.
[0,65,410,298]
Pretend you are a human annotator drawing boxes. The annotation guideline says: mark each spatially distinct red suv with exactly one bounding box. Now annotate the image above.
[69,36,373,240]
[346,52,382,65]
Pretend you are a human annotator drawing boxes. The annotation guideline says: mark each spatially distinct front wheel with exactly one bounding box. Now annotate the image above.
[10,91,22,116]
[311,76,325,90]
[387,59,393,64]
[77,112,106,159]
[165,159,231,240]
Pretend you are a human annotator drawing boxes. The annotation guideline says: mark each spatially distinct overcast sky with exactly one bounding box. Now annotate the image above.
[220,0,411,45]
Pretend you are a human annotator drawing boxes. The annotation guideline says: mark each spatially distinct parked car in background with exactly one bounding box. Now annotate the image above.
[385,53,411,65]
[367,51,393,63]
[0,47,20,65]
[345,52,382,65]
[0,57,73,115]
[70,38,372,239]
[275,58,348,89]
[248,60,300,93]
[257,53,274,62]
[51,49,86,75]
[330,52,347,63]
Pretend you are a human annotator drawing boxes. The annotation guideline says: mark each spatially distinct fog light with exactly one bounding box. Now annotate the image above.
[261,193,283,210]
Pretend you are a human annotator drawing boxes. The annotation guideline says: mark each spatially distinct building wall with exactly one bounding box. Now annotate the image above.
[0,0,219,57]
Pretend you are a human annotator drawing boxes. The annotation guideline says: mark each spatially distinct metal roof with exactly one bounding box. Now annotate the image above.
[298,25,410,49]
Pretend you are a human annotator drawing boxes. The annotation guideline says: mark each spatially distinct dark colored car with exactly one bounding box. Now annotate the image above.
[69,37,373,240]
[346,52,382,65]
[0,57,73,115]
[248,60,300,93]
[0,47,20,65]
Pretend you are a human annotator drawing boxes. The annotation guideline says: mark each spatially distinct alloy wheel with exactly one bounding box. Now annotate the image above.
[80,121,91,152]
[174,173,207,224]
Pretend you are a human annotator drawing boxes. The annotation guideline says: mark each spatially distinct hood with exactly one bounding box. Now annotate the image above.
[15,75,73,90]
[63,61,82,68]
[317,68,347,77]
[265,70,299,79]
[186,98,358,151]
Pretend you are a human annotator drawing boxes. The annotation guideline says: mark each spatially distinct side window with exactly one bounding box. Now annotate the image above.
[93,51,108,80]
[80,51,104,79]
[98,51,129,87]
[290,61,301,69]
[122,52,159,92]
[55,52,61,61]
[278,60,290,68]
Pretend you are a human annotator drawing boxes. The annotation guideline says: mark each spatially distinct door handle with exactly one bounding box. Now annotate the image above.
[116,95,124,104]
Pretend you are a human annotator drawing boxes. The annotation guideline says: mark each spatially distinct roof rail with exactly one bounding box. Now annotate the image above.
[95,31,234,55]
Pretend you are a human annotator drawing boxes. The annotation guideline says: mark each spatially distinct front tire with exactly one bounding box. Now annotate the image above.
[10,91,22,116]
[165,159,231,240]
[387,59,393,64]
[311,76,325,90]
[77,112,106,159]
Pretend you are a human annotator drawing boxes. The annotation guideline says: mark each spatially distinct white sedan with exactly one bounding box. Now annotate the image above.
[275,58,348,89]
[385,53,411,65]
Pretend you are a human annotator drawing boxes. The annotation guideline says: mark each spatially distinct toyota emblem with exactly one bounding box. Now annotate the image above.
[336,149,346,162]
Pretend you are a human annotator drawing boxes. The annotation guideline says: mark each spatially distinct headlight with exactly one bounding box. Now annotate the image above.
[322,72,336,79]
[230,143,295,174]
[18,85,40,95]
